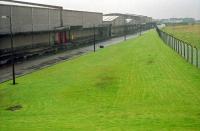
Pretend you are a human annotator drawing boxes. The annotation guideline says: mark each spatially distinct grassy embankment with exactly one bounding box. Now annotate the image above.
[1,30,200,130]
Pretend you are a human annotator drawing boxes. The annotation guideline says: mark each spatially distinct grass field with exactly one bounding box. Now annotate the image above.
[163,24,200,49]
[1,30,200,130]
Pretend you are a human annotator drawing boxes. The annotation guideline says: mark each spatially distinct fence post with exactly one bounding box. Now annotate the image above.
[187,44,190,62]
[183,43,186,58]
[175,39,177,52]
[191,46,193,64]
[174,38,176,52]
[180,41,182,56]
[166,35,169,46]
[177,40,179,53]
[124,24,127,41]
[93,25,96,52]
[156,28,200,69]
[175,38,178,53]
[178,40,180,53]
[173,36,175,51]
[171,36,173,49]
[197,48,199,68]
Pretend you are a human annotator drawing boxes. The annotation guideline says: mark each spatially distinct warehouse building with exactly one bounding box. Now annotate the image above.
[0,1,103,50]
[103,13,152,26]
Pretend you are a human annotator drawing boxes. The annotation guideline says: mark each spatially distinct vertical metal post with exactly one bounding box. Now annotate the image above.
[174,38,176,51]
[124,17,126,41]
[171,36,173,48]
[172,36,174,50]
[93,25,96,52]
[48,9,51,45]
[177,40,179,54]
[183,43,186,58]
[175,38,176,51]
[10,6,15,85]
[124,25,127,41]
[187,45,190,62]
[177,40,179,53]
[31,7,34,48]
[196,48,199,68]
[166,34,168,45]
[174,37,176,51]
[191,46,193,64]
[68,27,71,42]
[109,24,112,38]
[180,41,182,56]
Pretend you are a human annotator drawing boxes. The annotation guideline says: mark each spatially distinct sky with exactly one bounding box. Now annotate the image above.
[1,0,200,20]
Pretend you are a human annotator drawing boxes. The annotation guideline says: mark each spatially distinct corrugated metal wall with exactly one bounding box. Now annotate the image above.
[0,4,103,50]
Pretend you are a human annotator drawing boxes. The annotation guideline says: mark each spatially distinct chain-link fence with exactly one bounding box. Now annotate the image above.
[156,27,200,68]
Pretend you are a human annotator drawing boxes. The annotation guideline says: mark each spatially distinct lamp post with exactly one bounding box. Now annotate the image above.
[1,15,16,85]
[93,25,96,52]
[124,17,127,41]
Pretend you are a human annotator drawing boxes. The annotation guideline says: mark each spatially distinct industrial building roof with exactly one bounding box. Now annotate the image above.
[126,18,133,23]
[0,1,60,9]
[104,13,149,18]
[0,1,102,14]
[103,16,119,22]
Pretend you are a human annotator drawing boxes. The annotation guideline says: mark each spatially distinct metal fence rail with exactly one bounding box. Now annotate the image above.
[156,27,199,68]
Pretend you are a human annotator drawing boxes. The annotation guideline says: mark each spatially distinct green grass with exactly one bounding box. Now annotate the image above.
[1,30,200,130]
[163,24,200,48]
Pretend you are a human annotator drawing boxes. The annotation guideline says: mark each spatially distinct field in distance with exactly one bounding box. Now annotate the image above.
[163,24,200,49]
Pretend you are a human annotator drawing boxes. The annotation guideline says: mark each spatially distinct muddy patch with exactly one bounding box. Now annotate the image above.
[147,60,154,65]
[95,76,118,89]
[6,104,23,111]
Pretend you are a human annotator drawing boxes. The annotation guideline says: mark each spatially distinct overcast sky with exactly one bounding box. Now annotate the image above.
[2,0,200,19]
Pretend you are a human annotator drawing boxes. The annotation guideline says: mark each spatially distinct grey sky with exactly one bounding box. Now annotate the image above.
[3,0,200,19]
